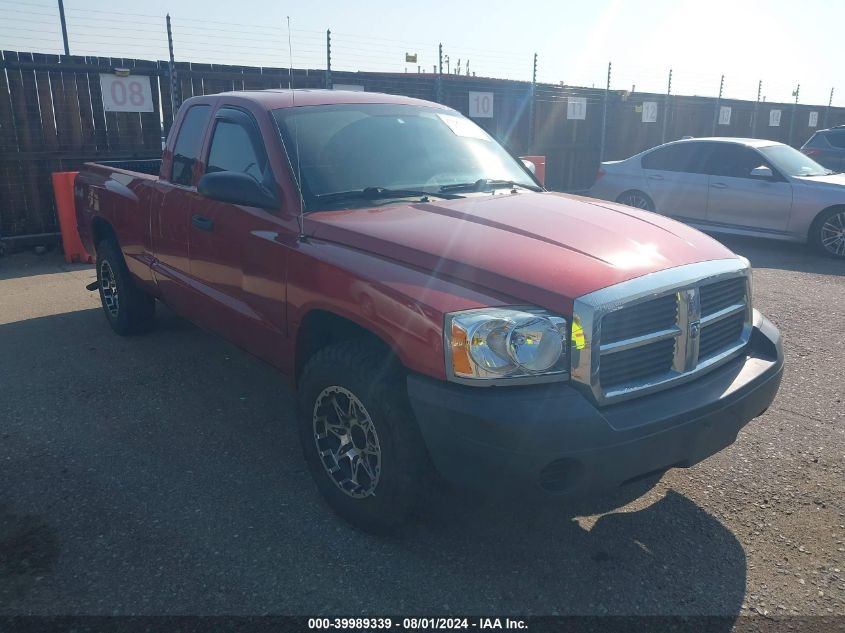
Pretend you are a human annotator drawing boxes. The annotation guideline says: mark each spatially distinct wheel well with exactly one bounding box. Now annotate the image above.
[808,204,845,241]
[91,217,116,251]
[294,310,394,384]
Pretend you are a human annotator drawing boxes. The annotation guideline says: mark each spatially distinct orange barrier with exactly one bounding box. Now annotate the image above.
[519,155,546,187]
[52,171,92,264]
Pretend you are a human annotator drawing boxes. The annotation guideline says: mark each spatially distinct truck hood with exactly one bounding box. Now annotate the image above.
[305,192,736,313]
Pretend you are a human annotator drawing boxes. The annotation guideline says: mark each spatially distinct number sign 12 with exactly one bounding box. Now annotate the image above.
[469,92,494,118]
[642,101,658,123]
[100,74,154,113]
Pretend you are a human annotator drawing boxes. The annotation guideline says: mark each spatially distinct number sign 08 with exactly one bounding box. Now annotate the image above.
[99,74,154,113]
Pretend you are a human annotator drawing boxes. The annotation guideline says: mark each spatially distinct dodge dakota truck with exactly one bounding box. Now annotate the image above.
[75,90,784,532]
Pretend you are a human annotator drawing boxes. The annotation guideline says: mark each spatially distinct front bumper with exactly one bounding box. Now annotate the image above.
[407,313,783,497]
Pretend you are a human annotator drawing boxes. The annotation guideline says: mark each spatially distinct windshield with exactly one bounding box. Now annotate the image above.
[758,144,832,177]
[272,103,537,210]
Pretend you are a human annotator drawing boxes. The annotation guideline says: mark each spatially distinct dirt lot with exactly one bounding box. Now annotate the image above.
[0,237,843,621]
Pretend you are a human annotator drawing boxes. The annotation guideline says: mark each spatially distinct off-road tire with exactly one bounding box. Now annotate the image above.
[297,339,430,533]
[96,238,155,335]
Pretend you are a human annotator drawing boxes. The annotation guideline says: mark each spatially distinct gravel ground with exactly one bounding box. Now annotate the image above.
[0,237,843,621]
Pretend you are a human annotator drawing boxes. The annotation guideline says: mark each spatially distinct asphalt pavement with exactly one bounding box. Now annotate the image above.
[0,237,843,620]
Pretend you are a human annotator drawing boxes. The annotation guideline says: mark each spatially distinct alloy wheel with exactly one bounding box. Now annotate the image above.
[100,260,119,317]
[820,211,845,256]
[312,386,382,499]
[619,192,653,210]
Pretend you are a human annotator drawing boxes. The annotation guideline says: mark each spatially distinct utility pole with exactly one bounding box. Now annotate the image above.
[788,83,800,146]
[166,14,180,118]
[57,0,70,55]
[445,54,450,75]
[661,68,672,144]
[528,53,537,152]
[599,61,611,163]
[712,74,724,136]
[325,29,332,89]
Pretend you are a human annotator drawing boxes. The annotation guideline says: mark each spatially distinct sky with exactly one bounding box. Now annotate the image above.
[1,0,842,106]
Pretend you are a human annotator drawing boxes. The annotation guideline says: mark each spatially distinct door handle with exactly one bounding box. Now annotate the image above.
[648,174,664,181]
[191,214,214,231]
[711,182,728,189]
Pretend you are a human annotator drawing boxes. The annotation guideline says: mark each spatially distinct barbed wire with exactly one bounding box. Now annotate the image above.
[0,1,839,107]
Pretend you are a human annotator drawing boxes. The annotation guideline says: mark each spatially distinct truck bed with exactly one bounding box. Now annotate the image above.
[95,158,162,176]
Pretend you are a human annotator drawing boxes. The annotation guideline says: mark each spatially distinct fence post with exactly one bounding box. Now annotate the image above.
[661,68,672,144]
[711,74,724,136]
[325,29,332,89]
[166,14,180,115]
[752,80,762,138]
[824,87,834,128]
[599,62,611,163]
[57,0,70,55]
[788,83,799,146]
[528,53,537,152]
[436,43,443,103]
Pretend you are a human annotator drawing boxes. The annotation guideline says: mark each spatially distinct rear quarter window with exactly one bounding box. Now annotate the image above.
[641,142,708,173]
[824,130,845,149]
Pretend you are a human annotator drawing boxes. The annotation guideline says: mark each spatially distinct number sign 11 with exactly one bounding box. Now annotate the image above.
[469,92,494,118]
[99,74,154,113]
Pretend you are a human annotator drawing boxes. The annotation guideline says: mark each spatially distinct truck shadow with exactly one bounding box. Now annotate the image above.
[0,307,746,620]
[398,484,746,620]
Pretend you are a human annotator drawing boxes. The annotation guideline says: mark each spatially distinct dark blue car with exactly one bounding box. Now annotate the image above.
[801,125,845,172]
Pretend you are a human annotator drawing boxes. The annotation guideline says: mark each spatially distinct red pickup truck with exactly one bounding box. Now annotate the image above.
[75,90,784,532]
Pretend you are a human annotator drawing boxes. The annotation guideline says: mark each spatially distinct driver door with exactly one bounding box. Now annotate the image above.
[188,106,290,365]
[703,144,793,232]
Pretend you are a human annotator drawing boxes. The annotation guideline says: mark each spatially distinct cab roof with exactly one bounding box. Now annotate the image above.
[184,89,450,111]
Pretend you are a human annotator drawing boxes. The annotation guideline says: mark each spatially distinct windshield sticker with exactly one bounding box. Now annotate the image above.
[436,113,491,140]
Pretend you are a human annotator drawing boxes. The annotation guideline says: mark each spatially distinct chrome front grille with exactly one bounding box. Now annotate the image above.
[700,277,746,315]
[600,337,676,388]
[571,259,753,405]
[602,293,678,343]
[699,308,746,358]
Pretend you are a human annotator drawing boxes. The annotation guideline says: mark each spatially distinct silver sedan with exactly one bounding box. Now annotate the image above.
[588,137,845,258]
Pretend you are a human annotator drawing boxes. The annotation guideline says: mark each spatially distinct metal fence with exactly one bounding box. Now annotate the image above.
[1,6,844,239]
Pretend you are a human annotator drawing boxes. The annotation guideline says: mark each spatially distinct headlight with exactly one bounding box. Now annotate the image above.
[445,308,569,384]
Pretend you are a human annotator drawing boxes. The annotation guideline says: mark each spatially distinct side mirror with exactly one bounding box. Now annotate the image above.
[198,171,280,210]
[521,159,537,174]
[750,165,773,179]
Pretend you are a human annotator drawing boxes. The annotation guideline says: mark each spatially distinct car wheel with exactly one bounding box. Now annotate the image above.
[297,339,430,533]
[811,207,845,258]
[616,190,655,211]
[96,238,156,335]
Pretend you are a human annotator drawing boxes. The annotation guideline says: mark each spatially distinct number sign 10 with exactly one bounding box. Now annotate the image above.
[99,74,154,113]
[469,92,494,118]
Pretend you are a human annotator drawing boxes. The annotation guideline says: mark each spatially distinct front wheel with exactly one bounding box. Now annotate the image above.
[297,339,430,533]
[616,190,655,211]
[811,207,845,258]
